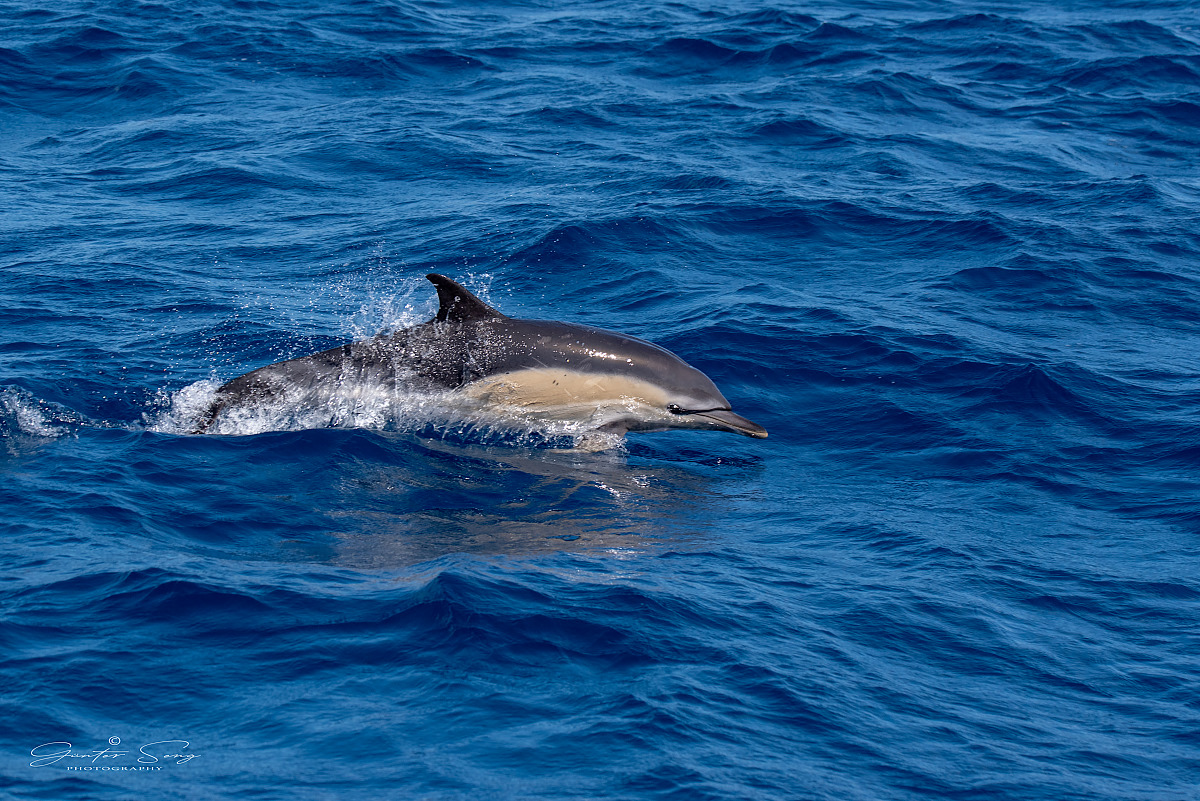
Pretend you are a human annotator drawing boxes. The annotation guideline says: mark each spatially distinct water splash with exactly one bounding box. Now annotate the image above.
[0,387,87,448]
[144,375,632,451]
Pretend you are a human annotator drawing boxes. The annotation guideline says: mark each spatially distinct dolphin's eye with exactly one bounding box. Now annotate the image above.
[667,404,688,415]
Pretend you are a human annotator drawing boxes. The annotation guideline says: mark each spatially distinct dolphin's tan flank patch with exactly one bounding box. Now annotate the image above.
[463,368,671,409]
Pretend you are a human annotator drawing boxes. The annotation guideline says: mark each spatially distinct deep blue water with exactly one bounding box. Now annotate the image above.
[3,0,1200,798]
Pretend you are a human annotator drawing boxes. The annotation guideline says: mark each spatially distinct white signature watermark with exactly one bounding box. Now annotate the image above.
[29,736,201,769]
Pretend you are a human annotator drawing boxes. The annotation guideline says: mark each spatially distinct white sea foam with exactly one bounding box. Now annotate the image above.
[142,379,223,435]
[0,387,82,439]
[144,375,631,450]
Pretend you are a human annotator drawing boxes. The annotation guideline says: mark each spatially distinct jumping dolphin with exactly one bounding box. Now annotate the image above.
[194,274,767,439]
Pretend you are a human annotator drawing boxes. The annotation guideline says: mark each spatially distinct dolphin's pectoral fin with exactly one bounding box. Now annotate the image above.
[573,422,628,452]
[573,433,624,452]
[595,420,629,436]
[427,274,507,323]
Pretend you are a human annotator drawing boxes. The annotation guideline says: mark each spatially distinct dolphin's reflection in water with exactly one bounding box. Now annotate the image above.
[301,434,745,569]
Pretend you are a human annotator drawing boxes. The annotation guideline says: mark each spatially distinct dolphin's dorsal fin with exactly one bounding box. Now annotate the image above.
[426,274,506,323]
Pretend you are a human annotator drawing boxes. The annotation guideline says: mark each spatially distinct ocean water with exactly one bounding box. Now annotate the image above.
[2,0,1199,798]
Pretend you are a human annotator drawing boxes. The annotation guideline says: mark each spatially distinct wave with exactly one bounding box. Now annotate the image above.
[5,2,1200,797]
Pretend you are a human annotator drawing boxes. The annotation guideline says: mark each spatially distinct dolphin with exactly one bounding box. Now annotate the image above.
[194,274,767,439]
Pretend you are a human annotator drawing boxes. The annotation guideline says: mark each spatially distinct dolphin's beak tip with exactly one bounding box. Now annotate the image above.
[693,409,768,439]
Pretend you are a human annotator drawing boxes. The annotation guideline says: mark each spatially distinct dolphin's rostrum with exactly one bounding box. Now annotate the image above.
[195,274,767,440]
